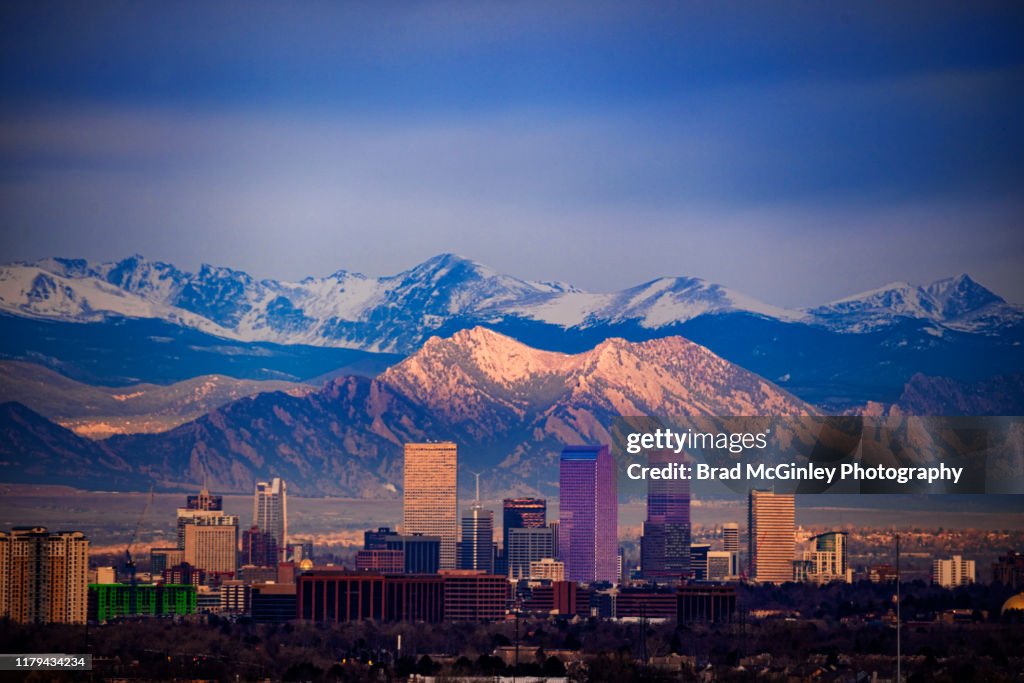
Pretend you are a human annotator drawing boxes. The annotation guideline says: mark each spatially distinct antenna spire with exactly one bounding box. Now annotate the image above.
[471,471,483,504]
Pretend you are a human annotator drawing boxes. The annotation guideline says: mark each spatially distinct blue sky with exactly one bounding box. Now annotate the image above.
[1,2,1022,305]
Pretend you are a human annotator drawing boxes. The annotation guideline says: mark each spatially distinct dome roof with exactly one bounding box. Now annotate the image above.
[1001,593,1024,614]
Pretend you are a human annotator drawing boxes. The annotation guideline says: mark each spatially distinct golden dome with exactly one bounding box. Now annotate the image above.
[299,558,314,570]
[1001,593,1024,614]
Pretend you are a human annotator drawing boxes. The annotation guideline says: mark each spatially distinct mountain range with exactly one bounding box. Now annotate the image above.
[1,254,1021,407]
[0,361,313,438]
[0,328,813,496]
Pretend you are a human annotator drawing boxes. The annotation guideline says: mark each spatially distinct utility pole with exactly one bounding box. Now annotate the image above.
[513,606,520,683]
[896,533,901,683]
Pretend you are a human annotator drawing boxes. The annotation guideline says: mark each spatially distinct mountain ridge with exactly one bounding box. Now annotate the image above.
[1,328,814,495]
[2,254,1018,354]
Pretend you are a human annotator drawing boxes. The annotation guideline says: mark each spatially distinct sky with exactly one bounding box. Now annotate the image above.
[1,1,1022,307]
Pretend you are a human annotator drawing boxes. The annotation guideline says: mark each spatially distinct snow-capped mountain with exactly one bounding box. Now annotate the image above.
[2,254,1017,353]
[809,274,1021,333]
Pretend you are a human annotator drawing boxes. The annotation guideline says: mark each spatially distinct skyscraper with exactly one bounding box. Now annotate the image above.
[502,498,546,557]
[748,489,795,584]
[403,442,458,569]
[254,478,287,562]
[722,523,739,552]
[0,527,89,624]
[183,515,239,577]
[558,444,618,583]
[241,526,279,567]
[640,450,690,582]
[506,527,555,579]
[460,473,494,573]
[459,506,494,573]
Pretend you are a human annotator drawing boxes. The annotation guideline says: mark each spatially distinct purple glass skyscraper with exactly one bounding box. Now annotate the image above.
[641,450,691,582]
[559,444,618,583]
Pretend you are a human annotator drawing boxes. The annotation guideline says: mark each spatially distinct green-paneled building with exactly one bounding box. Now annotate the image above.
[88,583,197,623]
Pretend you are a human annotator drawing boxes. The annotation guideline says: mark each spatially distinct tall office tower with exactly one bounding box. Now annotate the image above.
[183,515,239,576]
[748,489,795,584]
[722,523,739,552]
[502,498,546,557]
[459,506,495,573]
[559,445,618,583]
[241,526,279,567]
[253,478,287,561]
[177,486,230,548]
[801,531,851,584]
[187,488,223,511]
[932,555,976,588]
[0,528,89,624]
[640,451,691,582]
[506,527,555,579]
[403,442,458,569]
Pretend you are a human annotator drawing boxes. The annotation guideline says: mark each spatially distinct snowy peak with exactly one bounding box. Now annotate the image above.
[381,326,812,427]
[0,254,1017,351]
[924,274,1004,318]
[809,275,1017,332]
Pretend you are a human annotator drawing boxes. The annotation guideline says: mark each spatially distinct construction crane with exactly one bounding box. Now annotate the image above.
[125,485,154,616]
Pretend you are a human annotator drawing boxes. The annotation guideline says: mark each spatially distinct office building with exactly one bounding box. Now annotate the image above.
[183,515,239,577]
[706,551,740,581]
[638,451,692,582]
[253,478,287,562]
[0,528,89,625]
[690,543,711,581]
[241,526,279,567]
[530,558,565,582]
[384,575,445,623]
[722,523,739,552]
[615,588,679,619]
[440,570,507,622]
[502,498,546,561]
[559,445,618,583]
[364,528,441,574]
[460,503,495,573]
[507,527,555,579]
[748,489,795,584]
[677,584,737,623]
[176,487,231,549]
[933,555,976,588]
[801,532,851,584]
[522,580,590,617]
[403,442,458,569]
[251,582,297,624]
[355,549,405,574]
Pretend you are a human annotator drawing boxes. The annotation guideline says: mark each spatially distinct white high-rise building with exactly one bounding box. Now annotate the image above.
[932,555,975,588]
[253,478,287,561]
